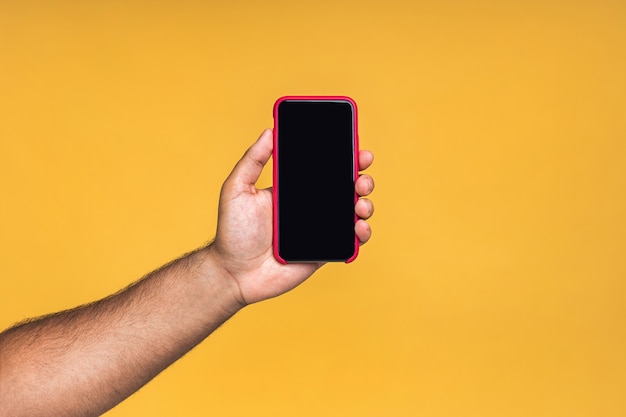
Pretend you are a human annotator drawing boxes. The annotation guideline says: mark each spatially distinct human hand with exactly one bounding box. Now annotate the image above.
[210,129,375,306]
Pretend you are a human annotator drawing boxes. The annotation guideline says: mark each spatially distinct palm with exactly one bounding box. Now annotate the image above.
[211,129,373,306]
[213,166,320,305]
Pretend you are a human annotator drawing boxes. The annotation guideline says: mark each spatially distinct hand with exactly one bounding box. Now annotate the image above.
[210,129,375,306]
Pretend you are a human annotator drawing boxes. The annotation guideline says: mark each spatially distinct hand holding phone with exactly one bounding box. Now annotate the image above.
[273,96,360,263]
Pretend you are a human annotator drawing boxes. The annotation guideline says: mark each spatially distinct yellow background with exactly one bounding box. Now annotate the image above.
[1,1,625,416]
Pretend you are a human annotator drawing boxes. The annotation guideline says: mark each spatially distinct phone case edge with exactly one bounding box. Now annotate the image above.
[272,95,360,264]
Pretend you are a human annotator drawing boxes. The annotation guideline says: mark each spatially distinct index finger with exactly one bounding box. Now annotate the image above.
[359,150,374,171]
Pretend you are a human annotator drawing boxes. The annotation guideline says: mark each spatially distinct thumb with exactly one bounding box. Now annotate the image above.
[228,129,273,188]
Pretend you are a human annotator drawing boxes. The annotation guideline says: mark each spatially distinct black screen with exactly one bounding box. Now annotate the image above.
[276,99,356,262]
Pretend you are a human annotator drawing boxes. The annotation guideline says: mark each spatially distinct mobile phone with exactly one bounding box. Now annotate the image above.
[273,96,359,264]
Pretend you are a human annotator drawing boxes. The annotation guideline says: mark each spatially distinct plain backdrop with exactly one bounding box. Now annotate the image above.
[1,1,625,416]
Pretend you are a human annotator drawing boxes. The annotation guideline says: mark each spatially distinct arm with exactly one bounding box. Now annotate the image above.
[0,247,239,417]
[0,129,375,417]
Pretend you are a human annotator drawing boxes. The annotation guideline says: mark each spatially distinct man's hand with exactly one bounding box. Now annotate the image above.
[0,128,375,417]
[210,129,375,306]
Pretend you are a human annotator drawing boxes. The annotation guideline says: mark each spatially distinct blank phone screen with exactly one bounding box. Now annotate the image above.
[275,99,357,262]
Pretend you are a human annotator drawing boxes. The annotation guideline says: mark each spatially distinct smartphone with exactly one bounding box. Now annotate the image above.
[273,96,359,263]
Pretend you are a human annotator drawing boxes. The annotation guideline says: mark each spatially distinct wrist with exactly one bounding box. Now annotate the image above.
[198,244,248,313]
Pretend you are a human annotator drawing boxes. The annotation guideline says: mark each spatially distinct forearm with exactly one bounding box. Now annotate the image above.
[0,245,243,417]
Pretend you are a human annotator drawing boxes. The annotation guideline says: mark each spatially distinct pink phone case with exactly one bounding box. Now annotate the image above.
[272,96,360,264]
